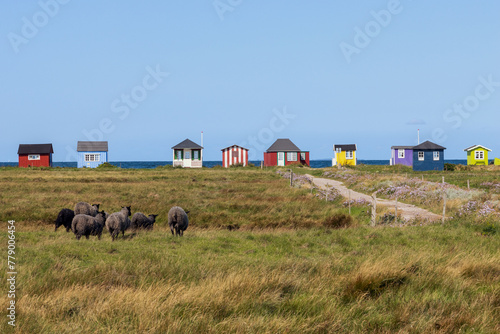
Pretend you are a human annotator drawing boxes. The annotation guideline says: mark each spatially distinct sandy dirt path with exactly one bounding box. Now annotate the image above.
[306,174,442,222]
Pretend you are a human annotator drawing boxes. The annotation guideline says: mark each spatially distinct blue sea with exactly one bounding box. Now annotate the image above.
[0,160,469,169]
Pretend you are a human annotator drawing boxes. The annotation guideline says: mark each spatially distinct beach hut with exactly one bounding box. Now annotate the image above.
[332,144,357,166]
[390,146,413,167]
[77,141,108,168]
[18,143,53,168]
[221,145,249,167]
[172,139,203,168]
[263,139,309,167]
[464,145,491,166]
[412,141,445,171]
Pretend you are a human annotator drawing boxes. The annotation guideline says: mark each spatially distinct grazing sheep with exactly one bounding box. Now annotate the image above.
[55,208,75,232]
[92,211,107,240]
[71,212,105,240]
[105,206,131,241]
[131,213,158,230]
[168,206,189,236]
[74,202,100,217]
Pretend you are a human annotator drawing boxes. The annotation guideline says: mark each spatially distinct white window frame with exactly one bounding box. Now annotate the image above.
[192,150,199,160]
[475,150,484,160]
[84,154,100,162]
[398,149,405,159]
[300,152,306,161]
[287,152,297,162]
[418,152,424,161]
[433,151,439,161]
[28,154,40,160]
[346,151,353,159]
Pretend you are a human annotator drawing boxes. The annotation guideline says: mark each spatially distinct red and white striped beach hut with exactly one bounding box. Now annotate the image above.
[221,145,249,168]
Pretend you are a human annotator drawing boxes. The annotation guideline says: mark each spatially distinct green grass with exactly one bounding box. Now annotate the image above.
[0,167,498,333]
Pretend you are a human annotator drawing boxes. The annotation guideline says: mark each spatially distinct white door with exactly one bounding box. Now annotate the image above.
[184,150,191,167]
[277,152,285,166]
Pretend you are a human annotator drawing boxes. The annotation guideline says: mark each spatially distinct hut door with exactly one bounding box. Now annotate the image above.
[184,150,191,167]
[277,152,285,166]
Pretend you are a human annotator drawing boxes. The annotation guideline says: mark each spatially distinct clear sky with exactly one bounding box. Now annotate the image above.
[1,1,499,161]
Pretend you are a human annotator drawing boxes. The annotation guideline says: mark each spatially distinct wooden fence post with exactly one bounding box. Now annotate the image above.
[442,176,445,184]
[467,179,470,190]
[442,191,447,225]
[290,169,293,187]
[371,192,377,227]
[395,197,398,222]
[348,190,351,215]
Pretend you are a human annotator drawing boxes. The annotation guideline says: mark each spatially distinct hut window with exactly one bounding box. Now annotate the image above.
[418,152,424,161]
[398,149,405,159]
[193,150,200,160]
[85,154,100,162]
[346,151,353,159]
[475,151,484,160]
[300,153,306,161]
[184,151,191,160]
[175,150,183,160]
[433,152,440,161]
[287,152,297,161]
[28,154,40,160]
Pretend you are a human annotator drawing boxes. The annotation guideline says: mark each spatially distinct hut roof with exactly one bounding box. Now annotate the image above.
[463,145,491,152]
[391,146,414,150]
[413,141,446,150]
[18,144,54,155]
[77,141,108,152]
[172,139,203,149]
[221,145,249,151]
[333,144,357,151]
[266,139,301,152]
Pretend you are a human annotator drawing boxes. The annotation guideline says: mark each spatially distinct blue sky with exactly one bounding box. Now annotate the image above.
[1,0,499,161]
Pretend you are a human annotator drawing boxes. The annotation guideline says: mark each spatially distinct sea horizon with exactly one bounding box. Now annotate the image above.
[0,159,471,169]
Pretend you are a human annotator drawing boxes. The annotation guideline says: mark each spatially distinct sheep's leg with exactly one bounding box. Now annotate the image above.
[85,234,89,240]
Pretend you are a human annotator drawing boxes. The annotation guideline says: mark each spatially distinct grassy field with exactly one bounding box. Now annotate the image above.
[0,166,499,333]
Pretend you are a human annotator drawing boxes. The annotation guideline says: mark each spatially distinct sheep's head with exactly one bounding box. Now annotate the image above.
[92,204,101,210]
[124,206,131,216]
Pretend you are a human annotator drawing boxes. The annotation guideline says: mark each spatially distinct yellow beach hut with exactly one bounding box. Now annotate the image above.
[464,145,491,166]
[332,144,357,166]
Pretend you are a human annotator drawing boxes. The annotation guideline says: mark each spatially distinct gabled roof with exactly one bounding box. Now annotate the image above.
[77,141,108,152]
[172,139,203,149]
[413,141,446,150]
[333,144,356,151]
[18,144,54,155]
[391,146,414,150]
[221,145,249,151]
[464,145,491,152]
[266,139,301,152]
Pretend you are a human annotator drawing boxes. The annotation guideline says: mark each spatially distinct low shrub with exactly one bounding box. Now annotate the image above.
[322,213,353,229]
